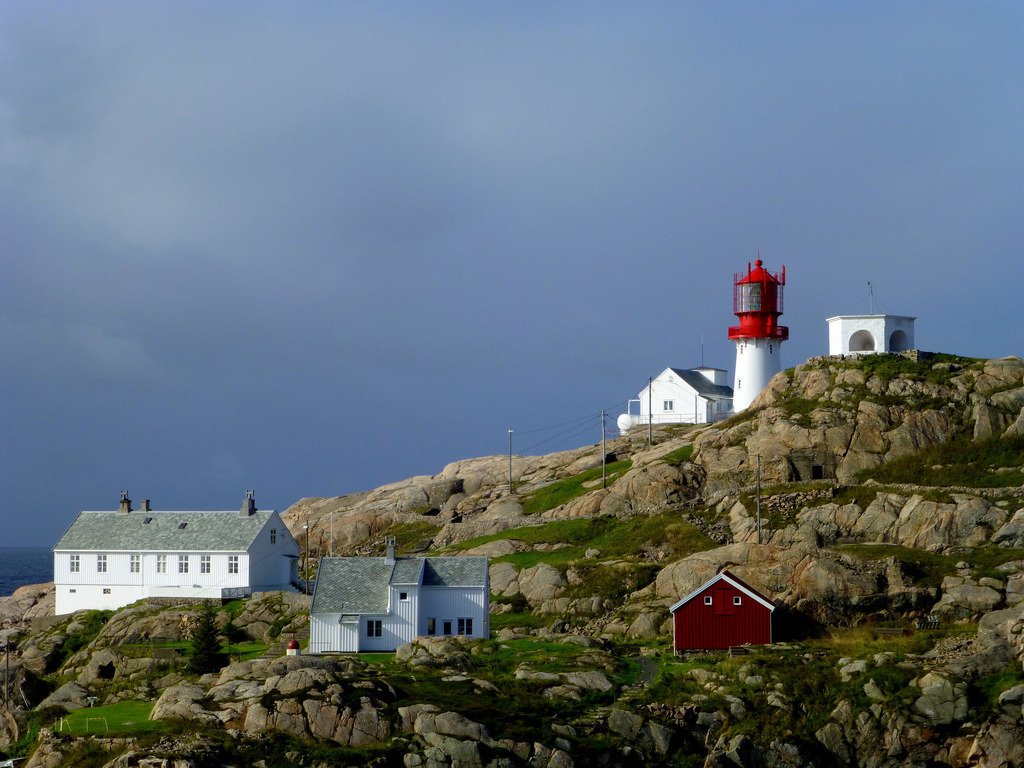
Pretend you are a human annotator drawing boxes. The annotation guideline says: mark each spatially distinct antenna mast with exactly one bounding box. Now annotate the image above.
[868,281,875,314]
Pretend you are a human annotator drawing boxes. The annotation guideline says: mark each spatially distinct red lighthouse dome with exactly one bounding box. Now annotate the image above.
[728,259,789,341]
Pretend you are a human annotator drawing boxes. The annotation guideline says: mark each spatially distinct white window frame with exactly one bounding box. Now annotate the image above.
[130,554,141,573]
[156,555,167,573]
[366,619,382,638]
[200,555,211,574]
[228,555,239,574]
[663,400,674,411]
[426,618,436,636]
[270,528,277,544]
[69,554,80,573]
[703,595,712,606]
[97,554,107,573]
[178,555,189,574]
[103,588,111,594]
[733,596,742,606]
[457,617,473,635]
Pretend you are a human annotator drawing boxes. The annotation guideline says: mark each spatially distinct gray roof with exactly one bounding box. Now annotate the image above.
[668,368,734,399]
[53,510,277,552]
[311,555,488,615]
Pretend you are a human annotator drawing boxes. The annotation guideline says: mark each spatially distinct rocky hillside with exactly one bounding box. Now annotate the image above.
[2,351,1024,768]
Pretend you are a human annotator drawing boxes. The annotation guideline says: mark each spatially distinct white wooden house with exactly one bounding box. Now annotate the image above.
[617,367,733,432]
[52,492,300,615]
[309,543,489,653]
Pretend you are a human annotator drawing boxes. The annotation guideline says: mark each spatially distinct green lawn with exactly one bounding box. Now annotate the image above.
[58,701,164,736]
[519,460,633,514]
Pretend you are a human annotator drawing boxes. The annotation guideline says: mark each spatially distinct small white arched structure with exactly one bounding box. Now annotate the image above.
[827,314,916,356]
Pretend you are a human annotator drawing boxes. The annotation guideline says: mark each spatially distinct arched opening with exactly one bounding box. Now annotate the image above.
[849,330,875,352]
[889,329,910,352]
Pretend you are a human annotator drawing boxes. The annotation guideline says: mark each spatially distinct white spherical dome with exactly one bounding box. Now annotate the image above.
[616,413,635,432]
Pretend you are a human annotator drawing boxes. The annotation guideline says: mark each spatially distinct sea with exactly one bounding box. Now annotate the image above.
[0,547,52,597]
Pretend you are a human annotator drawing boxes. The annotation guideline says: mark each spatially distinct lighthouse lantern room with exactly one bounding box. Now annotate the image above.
[729,259,788,411]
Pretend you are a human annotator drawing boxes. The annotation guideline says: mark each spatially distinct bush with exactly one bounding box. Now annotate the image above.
[188,607,223,674]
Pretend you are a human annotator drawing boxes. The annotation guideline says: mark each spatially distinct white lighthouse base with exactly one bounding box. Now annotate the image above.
[733,338,784,411]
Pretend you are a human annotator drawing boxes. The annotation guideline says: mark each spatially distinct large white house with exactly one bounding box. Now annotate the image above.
[617,367,733,432]
[309,543,489,653]
[53,492,300,615]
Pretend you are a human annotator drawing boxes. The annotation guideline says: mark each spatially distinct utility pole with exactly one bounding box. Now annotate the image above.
[3,640,9,711]
[508,429,514,494]
[601,410,607,489]
[647,376,653,447]
[303,519,309,595]
[756,454,763,545]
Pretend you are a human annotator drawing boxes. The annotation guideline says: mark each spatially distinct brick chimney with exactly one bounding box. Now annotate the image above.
[241,490,256,517]
[118,491,132,514]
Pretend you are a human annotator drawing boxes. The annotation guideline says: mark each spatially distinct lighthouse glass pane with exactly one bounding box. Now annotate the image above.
[740,283,761,311]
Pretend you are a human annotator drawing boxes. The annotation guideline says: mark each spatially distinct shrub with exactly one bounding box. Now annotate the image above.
[187,607,223,674]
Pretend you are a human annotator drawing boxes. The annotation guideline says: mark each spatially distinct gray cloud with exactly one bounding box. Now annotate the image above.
[2,3,1022,545]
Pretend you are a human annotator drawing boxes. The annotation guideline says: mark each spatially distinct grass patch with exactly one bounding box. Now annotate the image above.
[456,514,715,566]
[835,543,1024,586]
[660,444,694,466]
[58,701,164,736]
[385,521,443,553]
[858,433,1024,488]
[519,460,632,514]
[490,611,553,631]
[565,562,660,600]
[835,543,955,588]
[970,664,1024,718]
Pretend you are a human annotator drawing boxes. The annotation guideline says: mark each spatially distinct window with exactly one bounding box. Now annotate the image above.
[178,555,189,574]
[178,522,187,529]
[366,620,382,638]
[200,555,211,574]
[703,595,713,606]
[103,588,111,594]
[270,528,277,544]
[733,596,742,606]
[156,555,167,574]
[130,554,141,573]
[442,620,452,636]
[399,592,408,601]
[69,555,80,573]
[663,400,674,411]
[426,618,436,636]
[69,588,76,593]
[457,618,474,635]
[97,555,107,573]
[228,555,239,574]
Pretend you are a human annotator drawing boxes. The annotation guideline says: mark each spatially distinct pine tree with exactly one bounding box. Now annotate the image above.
[188,606,222,674]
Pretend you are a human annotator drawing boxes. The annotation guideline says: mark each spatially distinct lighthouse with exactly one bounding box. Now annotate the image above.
[729,259,788,411]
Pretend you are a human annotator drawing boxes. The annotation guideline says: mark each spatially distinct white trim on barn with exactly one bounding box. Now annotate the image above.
[669,571,776,613]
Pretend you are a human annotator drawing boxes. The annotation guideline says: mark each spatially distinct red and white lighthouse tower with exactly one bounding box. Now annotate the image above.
[729,259,788,411]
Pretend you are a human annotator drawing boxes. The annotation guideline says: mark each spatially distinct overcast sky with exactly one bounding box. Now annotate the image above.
[2,3,1023,547]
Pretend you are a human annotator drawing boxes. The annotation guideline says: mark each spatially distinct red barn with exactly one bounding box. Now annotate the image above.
[669,570,776,652]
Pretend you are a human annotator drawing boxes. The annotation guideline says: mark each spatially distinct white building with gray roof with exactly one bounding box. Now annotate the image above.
[617,366,734,432]
[52,492,300,615]
[309,542,489,653]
